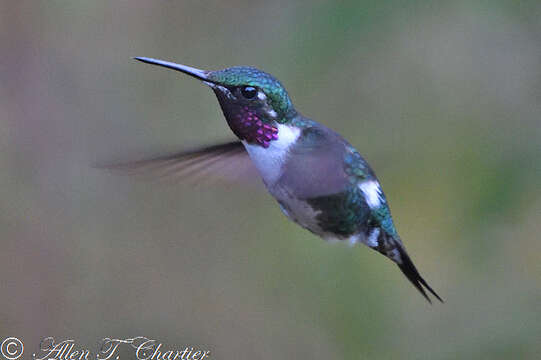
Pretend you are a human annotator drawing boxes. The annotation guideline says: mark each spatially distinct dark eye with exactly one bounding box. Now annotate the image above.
[241,86,257,99]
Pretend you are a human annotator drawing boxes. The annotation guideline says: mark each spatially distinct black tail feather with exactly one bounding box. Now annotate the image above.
[395,246,444,304]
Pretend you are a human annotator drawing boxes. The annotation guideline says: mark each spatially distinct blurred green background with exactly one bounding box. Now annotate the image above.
[1,1,540,359]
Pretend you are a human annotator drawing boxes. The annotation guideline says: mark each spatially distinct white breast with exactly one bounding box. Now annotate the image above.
[358,180,384,208]
[242,124,300,185]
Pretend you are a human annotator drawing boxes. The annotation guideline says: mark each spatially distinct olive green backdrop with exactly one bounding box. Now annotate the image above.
[1,1,539,359]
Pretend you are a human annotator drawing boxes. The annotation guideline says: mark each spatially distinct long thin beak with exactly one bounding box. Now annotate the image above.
[134,57,215,83]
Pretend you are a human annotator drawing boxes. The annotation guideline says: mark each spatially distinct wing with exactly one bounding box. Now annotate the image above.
[292,125,443,303]
[97,141,259,185]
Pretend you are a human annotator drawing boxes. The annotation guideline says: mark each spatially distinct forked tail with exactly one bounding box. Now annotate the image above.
[394,244,443,304]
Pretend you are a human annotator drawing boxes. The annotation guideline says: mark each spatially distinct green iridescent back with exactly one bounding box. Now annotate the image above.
[305,142,398,238]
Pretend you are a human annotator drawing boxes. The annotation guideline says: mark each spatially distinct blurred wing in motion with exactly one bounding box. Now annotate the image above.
[98,141,260,185]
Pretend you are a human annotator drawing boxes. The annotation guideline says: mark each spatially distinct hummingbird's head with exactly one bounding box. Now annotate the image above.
[135,57,297,148]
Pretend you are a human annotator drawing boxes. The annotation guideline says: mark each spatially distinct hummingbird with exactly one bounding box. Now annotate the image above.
[114,56,443,303]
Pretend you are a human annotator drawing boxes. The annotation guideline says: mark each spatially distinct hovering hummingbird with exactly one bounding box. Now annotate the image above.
[114,56,442,303]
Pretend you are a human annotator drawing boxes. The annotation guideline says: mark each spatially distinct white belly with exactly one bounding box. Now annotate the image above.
[242,124,327,232]
[242,124,300,185]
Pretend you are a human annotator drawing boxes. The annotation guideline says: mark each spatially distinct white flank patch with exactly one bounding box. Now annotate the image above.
[359,180,383,208]
[242,124,300,185]
[366,228,380,247]
[347,234,360,247]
